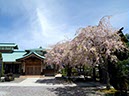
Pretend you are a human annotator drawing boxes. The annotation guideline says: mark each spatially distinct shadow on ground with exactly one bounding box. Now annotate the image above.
[35,78,72,85]
[35,77,102,87]
[48,86,101,96]
[48,86,129,96]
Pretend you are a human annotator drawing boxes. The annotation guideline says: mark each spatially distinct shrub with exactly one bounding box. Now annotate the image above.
[5,73,14,81]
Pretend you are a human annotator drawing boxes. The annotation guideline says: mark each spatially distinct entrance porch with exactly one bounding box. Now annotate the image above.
[20,57,45,75]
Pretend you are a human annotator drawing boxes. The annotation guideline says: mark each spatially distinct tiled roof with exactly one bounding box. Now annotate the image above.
[2,51,26,62]
[25,47,46,52]
[0,43,18,49]
[1,45,46,62]
[16,51,45,61]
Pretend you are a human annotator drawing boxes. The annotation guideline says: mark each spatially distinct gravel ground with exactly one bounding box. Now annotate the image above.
[0,77,110,96]
[0,77,129,96]
[0,86,104,96]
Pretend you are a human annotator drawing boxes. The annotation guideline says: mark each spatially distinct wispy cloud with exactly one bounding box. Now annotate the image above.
[29,8,75,48]
[0,0,128,49]
[0,0,75,49]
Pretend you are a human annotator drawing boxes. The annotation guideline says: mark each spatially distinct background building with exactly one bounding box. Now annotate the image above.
[0,43,55,76]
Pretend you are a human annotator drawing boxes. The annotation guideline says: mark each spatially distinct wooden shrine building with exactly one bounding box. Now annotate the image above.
[0,43,55,76]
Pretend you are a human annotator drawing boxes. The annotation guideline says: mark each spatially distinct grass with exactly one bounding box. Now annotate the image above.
[98,88,118,94]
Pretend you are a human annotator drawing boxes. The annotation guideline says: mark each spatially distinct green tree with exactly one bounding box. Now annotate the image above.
[125,33,129,47]
[108,30,129,92]
[125,33,129,40]
[109,58,129,92]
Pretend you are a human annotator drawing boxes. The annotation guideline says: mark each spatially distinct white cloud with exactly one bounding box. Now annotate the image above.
[0,0,75,49]
[30,8,74,47]
[0,0,128,50]
[17,2,75,49]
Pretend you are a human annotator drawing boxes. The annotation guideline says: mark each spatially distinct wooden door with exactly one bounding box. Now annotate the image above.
[25,58,42,75]
[26,66,33,75]
[34,66,41,75]
[26,65,41,75]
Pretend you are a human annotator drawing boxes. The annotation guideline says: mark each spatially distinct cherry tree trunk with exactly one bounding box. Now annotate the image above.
[93,67,96,81]
[66,64,72,79]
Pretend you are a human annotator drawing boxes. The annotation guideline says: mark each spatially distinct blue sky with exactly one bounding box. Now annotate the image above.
[0,0,129,49]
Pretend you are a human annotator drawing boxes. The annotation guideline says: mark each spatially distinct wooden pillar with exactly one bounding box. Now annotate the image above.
[23,61,25,72]
[41,60,44,75]
[21,61,25,75]
[41,60,43,72]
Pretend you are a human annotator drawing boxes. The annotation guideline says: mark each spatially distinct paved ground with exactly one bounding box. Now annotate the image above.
[0,86,105,96]
[0,77,106,96]
[0,86,57,96]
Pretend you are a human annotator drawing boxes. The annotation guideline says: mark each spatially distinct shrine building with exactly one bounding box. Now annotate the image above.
[0,43,56,76]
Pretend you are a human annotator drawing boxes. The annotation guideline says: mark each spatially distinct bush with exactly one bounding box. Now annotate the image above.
[61,68,67,76]
[5,73,14,81]
[72,68,78,76]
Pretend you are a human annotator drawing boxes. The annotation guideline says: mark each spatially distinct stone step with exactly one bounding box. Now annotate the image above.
[19,75,44,78]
